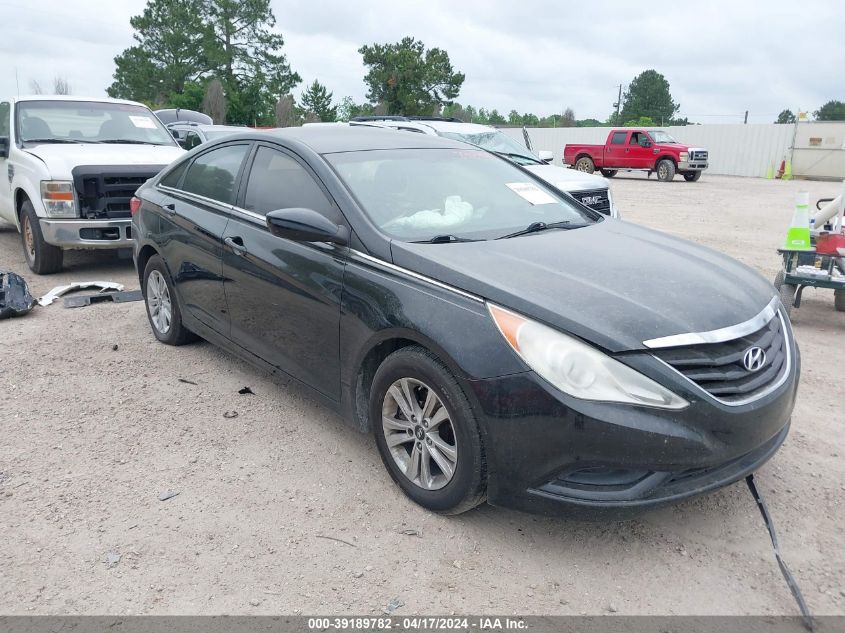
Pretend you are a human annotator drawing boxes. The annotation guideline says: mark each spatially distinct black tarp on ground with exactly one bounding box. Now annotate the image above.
[0,271,37,319]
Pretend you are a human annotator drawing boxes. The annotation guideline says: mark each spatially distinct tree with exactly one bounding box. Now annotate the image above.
[814,100,845,121]
[358,36,464,115]
[624,116,656,127]
[508,110,523,126]
[336,96,375,122]
[274,94,299,127]
[776,109,796,124]
[29,79,44,95]
[203,78,226,124]
[53,77,71,95]
[487,109,506,125]
[620,70,679,125]
[561,107,576,127]
[301,80,337,122]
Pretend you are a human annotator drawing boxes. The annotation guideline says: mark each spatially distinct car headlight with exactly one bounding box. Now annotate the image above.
[40,181,77,218]
[606,188,620,218]
[679,151,689,162]
[488,304,689,410]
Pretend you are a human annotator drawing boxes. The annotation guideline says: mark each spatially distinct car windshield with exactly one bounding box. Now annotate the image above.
[650,131,677,143]
[437,130,541,165]
[16,100,176,146]
[327,148,595,242]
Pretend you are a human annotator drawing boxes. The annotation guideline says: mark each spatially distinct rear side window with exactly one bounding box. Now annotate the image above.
[610,131,626,145]
[243,146,339,222]
[182,144,249,204]
[160,161,188,188]
[0,102,9,137]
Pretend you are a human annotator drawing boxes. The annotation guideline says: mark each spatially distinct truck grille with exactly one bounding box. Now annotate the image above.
[651,313,787,403]
[574,188,611,215]
[72,165,164,219]
[691,150,708,162]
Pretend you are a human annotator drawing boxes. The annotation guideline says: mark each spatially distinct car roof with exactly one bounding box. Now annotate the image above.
[10,95,146,107]
[415,120,499,135]
[252,125,470,153]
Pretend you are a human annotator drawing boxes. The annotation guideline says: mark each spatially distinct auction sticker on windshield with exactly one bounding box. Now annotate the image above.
[129,115,158,129]
[506,182,557,205]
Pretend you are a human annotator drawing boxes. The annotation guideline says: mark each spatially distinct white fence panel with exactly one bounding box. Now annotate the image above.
[500,124,803,178]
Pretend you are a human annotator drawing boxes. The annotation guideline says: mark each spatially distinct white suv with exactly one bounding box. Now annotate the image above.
[349,117,619,218]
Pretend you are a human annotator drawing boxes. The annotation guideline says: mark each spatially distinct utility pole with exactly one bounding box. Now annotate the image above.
[613,84,622,125]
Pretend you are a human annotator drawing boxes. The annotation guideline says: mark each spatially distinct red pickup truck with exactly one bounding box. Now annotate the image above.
[564,129,709,182]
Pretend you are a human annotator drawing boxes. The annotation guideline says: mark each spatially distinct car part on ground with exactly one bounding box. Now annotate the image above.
[62,289,143,308]
[131,126,798,515]
[0,270,37,319]
[38,280,125,306]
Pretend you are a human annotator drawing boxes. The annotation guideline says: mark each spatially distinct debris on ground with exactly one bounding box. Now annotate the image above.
[398,529,421,537]
[384,597,404,614]
[223,411,238,419]
[112,344,119,351]
[38,281,124,307]
[178,378,198,385]
[249,599,261,607]
[316,535,357,547]
[62,289,143,308]
[158,490,180,502]
[0,271,37,319]
[238,387,254,395]
[104,552,121,568]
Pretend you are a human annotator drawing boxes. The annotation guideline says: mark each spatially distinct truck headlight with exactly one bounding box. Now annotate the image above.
[679,152,689,162]
[40,181,77,218]
[488,304,689,410]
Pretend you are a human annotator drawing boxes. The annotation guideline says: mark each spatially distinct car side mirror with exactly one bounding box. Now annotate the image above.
[0,136,9,159]
[538,150,554,163]
[266,207,349,245]
[641,139,652,148]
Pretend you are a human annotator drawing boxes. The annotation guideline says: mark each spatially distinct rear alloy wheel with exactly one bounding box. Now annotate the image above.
[20,200,63,274]
[683,171,702,182]
[656,159,676,182]
[600,169,618,178]
[575,156,595,173]
[371,346,486,514]
[142,255,196,345]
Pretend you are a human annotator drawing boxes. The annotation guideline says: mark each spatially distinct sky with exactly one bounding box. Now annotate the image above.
[0,0,842,124]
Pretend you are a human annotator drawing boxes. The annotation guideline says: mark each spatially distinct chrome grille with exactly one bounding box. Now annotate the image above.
[691,150,708,161]
[652,313,787,403]
[573,188,611,215]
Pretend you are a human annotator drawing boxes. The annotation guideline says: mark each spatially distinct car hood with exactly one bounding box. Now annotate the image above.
[390,220,776,353]
[524,164,609,193]
[23,144,185,179]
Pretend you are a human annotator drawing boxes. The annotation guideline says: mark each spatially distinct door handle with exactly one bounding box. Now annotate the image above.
[224,236,247,256]
[162,203,176,215]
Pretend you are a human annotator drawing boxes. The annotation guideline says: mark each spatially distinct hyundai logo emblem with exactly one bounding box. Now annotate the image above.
[743,347,766,372]
[581,196,601,206]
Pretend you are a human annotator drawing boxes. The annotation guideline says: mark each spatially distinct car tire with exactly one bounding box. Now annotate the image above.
[371,345,486,515]
[600,169,618,178]
[20,200,63,274]
[683,171,702,182]
[575,156,595,173]
[656,159,676,182]
[142,254,197,345]
[834,289,845,312]
[778,281,797,316]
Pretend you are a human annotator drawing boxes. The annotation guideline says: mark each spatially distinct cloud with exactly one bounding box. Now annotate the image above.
[1,0,840,123]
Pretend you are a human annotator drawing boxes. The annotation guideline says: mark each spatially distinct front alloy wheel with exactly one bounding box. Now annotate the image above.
[382,378,458,491]
[146,270,172,335]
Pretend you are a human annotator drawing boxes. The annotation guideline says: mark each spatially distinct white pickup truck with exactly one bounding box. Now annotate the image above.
[0,96,184,273]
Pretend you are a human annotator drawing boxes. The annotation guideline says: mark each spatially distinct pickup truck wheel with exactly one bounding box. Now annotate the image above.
[683,171,702,182]
[142,255,197,346]
[600,169,618,178]
[574,156,595,173]
[656,159,676,182]
[20,200,63,274]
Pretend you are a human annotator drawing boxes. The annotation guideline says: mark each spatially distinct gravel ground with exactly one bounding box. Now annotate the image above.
[0,174,843,616]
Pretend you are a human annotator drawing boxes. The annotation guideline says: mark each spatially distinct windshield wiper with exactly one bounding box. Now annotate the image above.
[493,151,542,165]
[413,234,481,244]
[497,220,585,239]
[24,138,83,144]
[99,139,165,145]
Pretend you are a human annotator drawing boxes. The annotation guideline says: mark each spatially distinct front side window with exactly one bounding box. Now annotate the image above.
[0,102,10,138]
[243,147,338,221]
[610,131,626,145]
[181,144,249,204]
[15,100,176,146]
[328,148,595,242]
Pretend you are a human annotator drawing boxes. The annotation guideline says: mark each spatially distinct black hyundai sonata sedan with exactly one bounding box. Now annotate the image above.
[131,127,798,515]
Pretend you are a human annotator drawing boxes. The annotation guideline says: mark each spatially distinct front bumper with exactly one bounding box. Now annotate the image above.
[40,218,133,249]
[467,349,798,517]
[678,161,708,171]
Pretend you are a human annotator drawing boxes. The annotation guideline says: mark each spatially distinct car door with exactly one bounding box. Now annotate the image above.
[221,143,347,401]
[626,131,654,168]
[155,142,251,335]
[0,101,13,223]
[604,130,627,168]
